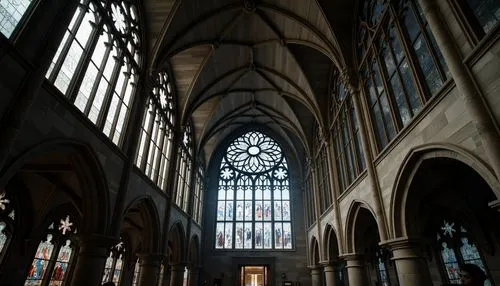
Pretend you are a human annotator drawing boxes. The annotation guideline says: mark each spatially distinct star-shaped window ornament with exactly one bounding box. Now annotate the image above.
[59,215,74,235]
[441,220,456,238]
[0,192,10,211]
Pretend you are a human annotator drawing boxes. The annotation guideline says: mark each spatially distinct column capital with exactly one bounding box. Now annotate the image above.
[307,265,323,270]
[136,253,164,266]
[339,253,363,261]
[380,237,428,250]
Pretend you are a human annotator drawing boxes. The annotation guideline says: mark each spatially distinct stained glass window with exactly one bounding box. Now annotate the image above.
[46,0,142,148]
[0,190,14,262]
[192,165,205,224]
[358,0,449,152]
[175,124,193,212]
[0,0,33,38]
[132,259,140,285]
[215,131,292,250]
[331,82,366,193]
[436,220,491,285]
[101,239,126,285]
[465,0,500,34]
[25,215,77,286]
[136,72,175,191]
[376,250,391,286]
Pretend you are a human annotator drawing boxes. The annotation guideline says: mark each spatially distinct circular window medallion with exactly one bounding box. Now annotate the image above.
[225,131,282,173]
[248,146,260,156]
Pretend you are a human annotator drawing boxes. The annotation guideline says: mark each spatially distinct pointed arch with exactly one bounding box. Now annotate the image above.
[310,236,320,266]
[168,221,186,264]
[322,223,340,262]
[0,140,110,234]
[122,196,162,253]
[390,143,500,238]
[188,235,200,266]
[344,200,379,254]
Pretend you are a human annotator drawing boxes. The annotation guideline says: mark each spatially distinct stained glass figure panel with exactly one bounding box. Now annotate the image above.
[49,240,73,285]
[0,221,7,254]
[25,234,55,285]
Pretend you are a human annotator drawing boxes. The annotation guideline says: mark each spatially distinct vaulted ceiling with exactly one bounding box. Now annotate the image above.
[142,0,355,166]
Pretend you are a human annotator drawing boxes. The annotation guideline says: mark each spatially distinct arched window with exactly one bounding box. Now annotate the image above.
[313,126,332,214]
[192,165,205,224]
[25,214,77,286]
[0,189,14,261]
[461,0,500,36]
[436,220,491,285]
[375,249,391,286]
[46,0,141,147]
[136,72,175,190]
[101,238,126,285]
[0,0,35,38]
[132,258,140,285]
[175,123,193,212]
[331,82,366,193]
[358,0,449,151]
[215,130,293,250]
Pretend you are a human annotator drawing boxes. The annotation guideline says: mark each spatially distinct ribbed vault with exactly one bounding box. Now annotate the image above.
[144,0,347,165]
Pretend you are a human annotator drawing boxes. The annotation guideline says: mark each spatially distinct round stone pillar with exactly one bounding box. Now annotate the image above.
[310,266,323,286]
[343,254,369,286]
[323,263,337,286]
[69,234,117,286]
[187,265,200,286]
[137,253,163,286]
[385,238,432,286]
[169,263,187,286]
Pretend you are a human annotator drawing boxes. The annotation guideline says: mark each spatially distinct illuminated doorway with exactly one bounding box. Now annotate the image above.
[240,266,268,286]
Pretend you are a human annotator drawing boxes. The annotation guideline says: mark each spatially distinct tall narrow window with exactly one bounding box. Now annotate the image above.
[0,190,14,262]
[132,259,140,285]
[358,0,449,151]
[175,124,193,212]
[465,0,500,35]
[313,126,332,213]
[102,239,126,285]
[136,72,175,190]
[192,165,205,224]
[0,0,34,38]
[25,215,77,286]
[436,220,491,285]
[215,131,293,250]
[331,82,365,193]
[46,0,142,147]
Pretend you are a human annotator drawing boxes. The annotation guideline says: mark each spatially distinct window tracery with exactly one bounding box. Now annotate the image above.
[136,72,175,191]
[0,190,14,262]
[215,131,292,250]
[0,0,33,38]
[101,238,126,285]
[358,0,449,151]
[46,0,142,147]
[25,214,77,286]
[175,123,193,212]
[436,220,491,285]
[331,82,365,193]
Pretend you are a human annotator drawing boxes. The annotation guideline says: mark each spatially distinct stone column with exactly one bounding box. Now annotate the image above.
[170,263,186,286]
[187,265,200,286]
[310,266,323,286]
[418,0,500,180]
[342,254,369,286]
[323,262,337,286]
[137,253,163,286]
[385,238,432,286]
[159,264,171,286]
[69,234,117,286]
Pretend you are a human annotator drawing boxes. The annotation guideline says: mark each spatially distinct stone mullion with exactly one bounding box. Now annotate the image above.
[153,122,167,185]
[310,164,323,263]
[140,102,156,171]
[325,135,344,257]
[0,0,79,172]
[345,73,389,242]
[418,0,500,181]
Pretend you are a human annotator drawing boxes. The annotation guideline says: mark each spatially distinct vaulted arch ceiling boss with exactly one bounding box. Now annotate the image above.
[143,0,347,164]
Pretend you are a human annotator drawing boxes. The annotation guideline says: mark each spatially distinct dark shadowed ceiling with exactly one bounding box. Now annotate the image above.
[142,0,355,166]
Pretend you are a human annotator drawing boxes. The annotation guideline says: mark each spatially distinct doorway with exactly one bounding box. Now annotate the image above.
[240,265,268,286]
